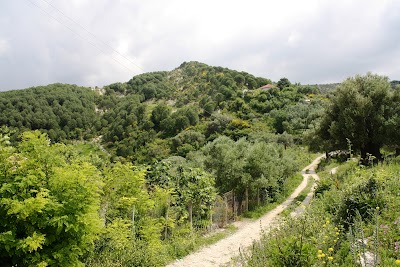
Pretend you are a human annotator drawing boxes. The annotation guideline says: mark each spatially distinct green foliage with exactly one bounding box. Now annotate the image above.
[0,84,98,141]
[203,137,299,213]
[277,77,291,89]
[151,103,171,131]
[125,71,174,100]
[171,130,205,156]
[270,100,325,134]
[238,156,400,266]
[335,177,384,229]
[147,159,216,228]
[315,73,400,162]
[0,131,102,266]
[85,219,167,267]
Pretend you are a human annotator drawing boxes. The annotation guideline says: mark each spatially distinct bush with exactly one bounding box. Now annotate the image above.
[335,177,384,229]
[315,178,333,197]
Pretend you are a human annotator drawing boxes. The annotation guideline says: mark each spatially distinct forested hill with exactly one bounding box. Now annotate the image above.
[0,61,324,162]
[0,84,98,141]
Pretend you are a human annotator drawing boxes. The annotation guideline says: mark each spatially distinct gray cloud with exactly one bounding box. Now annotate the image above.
[1,0,399,91]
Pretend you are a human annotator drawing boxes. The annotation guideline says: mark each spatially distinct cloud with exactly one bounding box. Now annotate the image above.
[0,0,399,90]
[0,39,9,57]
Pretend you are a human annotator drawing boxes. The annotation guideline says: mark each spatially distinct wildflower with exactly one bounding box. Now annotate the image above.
[335,232,340,235]
[376,206,380,211]
[380,224,388,229]
[318,250,323,254]
[328,256,334,261]
[380,224,389,234]
[326,220,330,224]
[395,241,399,252]
[317,253,326,258]
[396,259,400,265]
[328,247,334,252]
[333,239,337,243]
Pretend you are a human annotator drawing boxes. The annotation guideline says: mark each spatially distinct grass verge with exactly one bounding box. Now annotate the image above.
[242,173,304,219]
[194,224,238,249]
[280,176,315,217]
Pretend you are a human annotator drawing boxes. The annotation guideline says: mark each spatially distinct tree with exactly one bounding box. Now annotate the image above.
[203,137,250,213]
[146,160,216,229]
[234,74,245,85]
[175,167,216,228]
[0,131,102,266]
[315,73,396,163]
[386,87,400,155]
[150,104,171,131]
[203,101,216,116]
[277,77,291,89]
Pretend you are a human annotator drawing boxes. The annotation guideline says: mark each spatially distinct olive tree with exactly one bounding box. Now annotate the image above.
[316,73,398,163]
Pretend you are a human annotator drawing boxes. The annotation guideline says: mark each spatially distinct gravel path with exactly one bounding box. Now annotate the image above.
[166,155,324,267]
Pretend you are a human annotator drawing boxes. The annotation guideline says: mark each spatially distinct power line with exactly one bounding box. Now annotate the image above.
[39,0,145,73]
[24,0,143,75]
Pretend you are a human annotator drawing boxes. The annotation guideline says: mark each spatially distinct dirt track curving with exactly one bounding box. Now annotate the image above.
[166,155,324,267]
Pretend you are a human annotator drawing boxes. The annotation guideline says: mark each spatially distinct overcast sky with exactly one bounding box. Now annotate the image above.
[0,0,399,91]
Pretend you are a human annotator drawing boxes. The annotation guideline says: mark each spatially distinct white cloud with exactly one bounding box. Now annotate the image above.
[0,0,399,90]
[0,39,9,56]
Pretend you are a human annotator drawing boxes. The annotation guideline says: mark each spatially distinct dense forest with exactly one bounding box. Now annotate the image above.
[1,62,400,266]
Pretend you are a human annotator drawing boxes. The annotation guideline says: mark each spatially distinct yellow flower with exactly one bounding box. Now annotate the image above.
[333,239,337,243]
[396,259,400,265]
[318,250,323,254]
[328,247,334,252]
[326,220,330,224]
[376,206,380,210]
[336,232,340,235]
[328,256,334,261]
[334,227,338,231]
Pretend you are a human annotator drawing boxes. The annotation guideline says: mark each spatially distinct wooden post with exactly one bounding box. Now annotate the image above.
[245,187,249,212]
[209,205,213,230]
[188,201,193,229]
[164,199,169,239]
[224,195,228,226]
[132,206,135,237]
[233,192,236,221]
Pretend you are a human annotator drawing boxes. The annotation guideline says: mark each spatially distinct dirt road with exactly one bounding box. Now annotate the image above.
[166,155,324,267]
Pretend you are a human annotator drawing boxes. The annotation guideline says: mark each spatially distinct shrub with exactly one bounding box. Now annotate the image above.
[335,177,384,229]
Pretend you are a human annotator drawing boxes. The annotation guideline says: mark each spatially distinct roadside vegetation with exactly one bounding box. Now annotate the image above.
[236,157,400,266]
[235,73,400,267]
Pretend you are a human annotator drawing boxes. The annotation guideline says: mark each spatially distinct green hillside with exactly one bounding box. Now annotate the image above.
[0,61,325,163]
[1,63,399,266]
